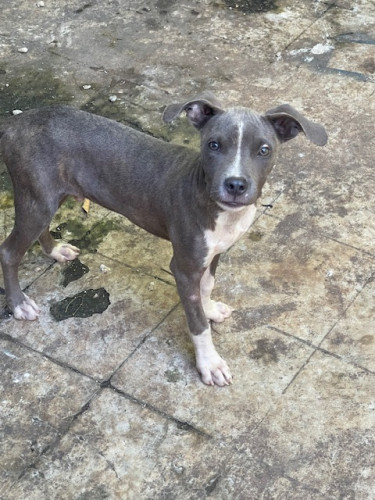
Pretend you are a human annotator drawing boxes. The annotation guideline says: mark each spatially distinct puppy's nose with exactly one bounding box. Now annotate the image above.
[224,176,248,196]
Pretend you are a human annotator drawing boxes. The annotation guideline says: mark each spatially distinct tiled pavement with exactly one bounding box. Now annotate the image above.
[0,1,374,498]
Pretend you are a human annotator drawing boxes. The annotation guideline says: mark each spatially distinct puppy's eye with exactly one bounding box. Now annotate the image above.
[208,141,220,151]
[258,144,271,157]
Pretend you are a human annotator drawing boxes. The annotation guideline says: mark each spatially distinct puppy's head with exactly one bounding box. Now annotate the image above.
[164,93,327,212]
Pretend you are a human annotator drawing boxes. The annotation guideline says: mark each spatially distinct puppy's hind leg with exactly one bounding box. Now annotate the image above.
[1,226,42,320]
[0,196,57,320]
[201,255,233,323]
[38,228,80,263]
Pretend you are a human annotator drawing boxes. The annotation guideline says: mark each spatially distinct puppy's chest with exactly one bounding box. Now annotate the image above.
[203,204,257,267]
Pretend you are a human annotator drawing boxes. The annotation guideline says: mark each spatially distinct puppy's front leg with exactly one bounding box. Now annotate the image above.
[189,327,232,386]
[171,258,232,386]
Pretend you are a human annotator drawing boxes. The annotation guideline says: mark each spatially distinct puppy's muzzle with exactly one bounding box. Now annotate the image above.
[216,175,254,209]
[224,176,248,197]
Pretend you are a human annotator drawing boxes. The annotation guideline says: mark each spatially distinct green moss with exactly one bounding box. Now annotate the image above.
[0,68,73,115]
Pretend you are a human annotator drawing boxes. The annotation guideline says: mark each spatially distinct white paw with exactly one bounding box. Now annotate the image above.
[191,328,233,386]
[49,242,80,263]
[196,351,233,386]
[13,294,41,321]
[204,300,233,323]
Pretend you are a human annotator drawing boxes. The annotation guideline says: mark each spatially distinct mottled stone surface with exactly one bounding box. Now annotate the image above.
[0,0,374,498]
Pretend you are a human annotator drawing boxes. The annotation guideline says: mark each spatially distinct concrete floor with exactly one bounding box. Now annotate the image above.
[0,0,374,498]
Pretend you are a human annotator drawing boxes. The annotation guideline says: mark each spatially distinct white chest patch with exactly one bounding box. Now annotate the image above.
[203,204,257,267]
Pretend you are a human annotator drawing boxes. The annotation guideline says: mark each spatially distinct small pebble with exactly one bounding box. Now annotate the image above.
[12,109,23,115]
[148,281,155,291]
[82,84,92,90]
[99,264,110,273]
[36,1,45,6]
[18,47,29,53]
[172,462,184,475]
[311,43,334,55]
[109,95,117,102]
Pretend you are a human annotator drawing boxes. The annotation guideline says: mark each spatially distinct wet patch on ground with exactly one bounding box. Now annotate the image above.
[81,95,195,145]
[0,170,14,209]
[248,230,263,242]
[0,190,14,209]
[82,97,148,133]
[225,0,277,14]
[0,170,12,191]
[164,368,183,383]
[0,68,74,116]
[52,218,123,254]
[50,287,110,321]
[285,29,375,82]
[51,220,87,241]
[234,302,297,330]
[249,337,288,364]
[61,259,90,288]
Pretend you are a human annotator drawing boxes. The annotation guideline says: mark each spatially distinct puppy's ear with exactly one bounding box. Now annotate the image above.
[265,104,328,146]
[163,92,224,129]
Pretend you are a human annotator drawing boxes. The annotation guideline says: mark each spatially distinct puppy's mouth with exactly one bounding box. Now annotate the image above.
[216,200,249,211]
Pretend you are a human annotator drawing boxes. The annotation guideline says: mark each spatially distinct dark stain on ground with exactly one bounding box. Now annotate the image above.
[164,368,182,383]
[82,95,169,141]
[156,0,177,14]
[61,259,89,287]
[331,32,375,45]
[205,474,221,495]
[225,0,277,14]
[0,170,12,192]
[75,485,110,500]
[287,31,373,82]
[360,335,374,345]
[360,57,375,74]
[0,307,12,319]
[50,287,110,321]
[249,337,288,364]
[328,331,352,346]
[324,277,346,315]
[0,68,73,116]
[51,220,86,241]
[274,213,303,241]
[52,219,122,253]
[248,230,263,242]
[79,66,197,143]
[0,168,14,208]
[144,17,163,30]
[0,190,14,209]
[69,219,122,252]
[75,2,93,14]
[82,97,140,126]
[234,302,296,330]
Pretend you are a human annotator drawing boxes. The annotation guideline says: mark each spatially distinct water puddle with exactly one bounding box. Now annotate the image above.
[225,0,277,14]
[61,259,89,287]
[50,287,110,321]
